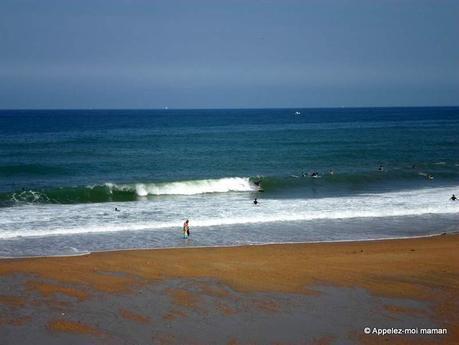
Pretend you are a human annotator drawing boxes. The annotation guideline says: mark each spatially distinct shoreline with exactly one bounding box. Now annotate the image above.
[0,230,456,260]
[1,231,458,344]
[1,232,458,297]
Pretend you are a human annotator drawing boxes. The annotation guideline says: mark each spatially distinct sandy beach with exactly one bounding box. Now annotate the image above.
[1,233,458,344]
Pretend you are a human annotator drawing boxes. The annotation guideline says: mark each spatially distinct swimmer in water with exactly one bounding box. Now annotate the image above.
[183,219,190,238]
[451,194,457,201]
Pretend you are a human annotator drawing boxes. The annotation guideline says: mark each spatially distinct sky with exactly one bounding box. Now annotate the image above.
[0,0,458,109]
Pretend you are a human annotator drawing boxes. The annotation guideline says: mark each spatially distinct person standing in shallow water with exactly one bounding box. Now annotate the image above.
[183,219,190,239]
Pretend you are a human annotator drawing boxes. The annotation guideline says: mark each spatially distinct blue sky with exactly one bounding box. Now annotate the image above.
[0,0,458,108]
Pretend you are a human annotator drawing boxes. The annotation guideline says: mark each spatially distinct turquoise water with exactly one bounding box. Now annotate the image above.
[1,107,458,256]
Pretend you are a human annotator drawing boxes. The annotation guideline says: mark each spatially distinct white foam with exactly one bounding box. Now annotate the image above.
[110,177,258,196]
[0,185,458,239]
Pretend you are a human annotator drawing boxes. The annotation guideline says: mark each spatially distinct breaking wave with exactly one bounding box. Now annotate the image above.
[2,177,259,205]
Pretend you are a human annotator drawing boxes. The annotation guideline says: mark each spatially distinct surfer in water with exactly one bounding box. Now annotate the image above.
[378,165,384,172]
[253,178,265,192]
[114,207,120,212]
[253,198,258,205]
[183,219,190,239]
[451,194,457,201]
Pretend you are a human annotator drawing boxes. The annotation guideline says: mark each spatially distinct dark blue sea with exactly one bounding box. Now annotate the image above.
[1,107,458,257]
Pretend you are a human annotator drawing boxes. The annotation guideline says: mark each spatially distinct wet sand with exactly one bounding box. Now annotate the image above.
[1,233,458,344]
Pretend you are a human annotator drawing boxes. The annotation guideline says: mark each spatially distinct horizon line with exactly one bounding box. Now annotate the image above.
[1,105,458,111]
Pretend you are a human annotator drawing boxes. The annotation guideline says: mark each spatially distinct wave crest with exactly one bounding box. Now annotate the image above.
[132,177,257,196]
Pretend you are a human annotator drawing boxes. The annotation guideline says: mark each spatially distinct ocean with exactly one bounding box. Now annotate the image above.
[1,107,458,257]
